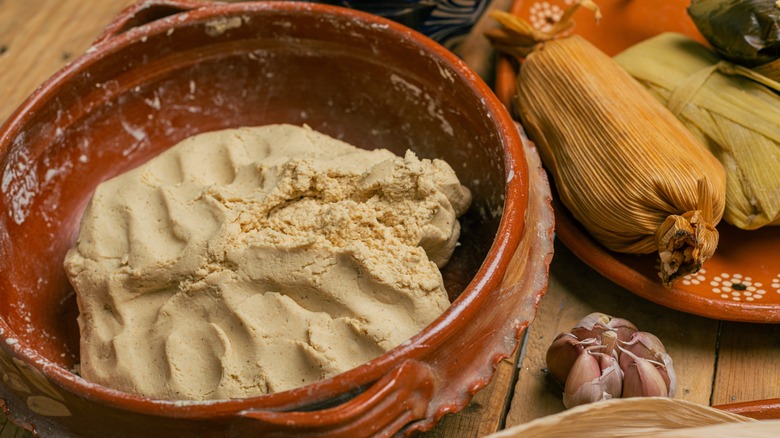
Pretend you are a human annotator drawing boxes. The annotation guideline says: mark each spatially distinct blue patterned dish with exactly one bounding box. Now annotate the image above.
[311,1,491,47]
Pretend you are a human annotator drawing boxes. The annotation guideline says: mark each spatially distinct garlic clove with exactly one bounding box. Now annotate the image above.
[545,333,584,385]
[575,313,611,328]
[619,333,675,395]
[621,331,667,361]
[563,351,605,408]
[571,312,611,341]
[605,317,638,342]
[562,378,608,409]
[620,350,669,398]
[594,351,623,399]
[571,313,638,343]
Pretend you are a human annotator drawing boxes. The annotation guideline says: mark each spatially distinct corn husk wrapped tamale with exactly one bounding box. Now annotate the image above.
[487,4,727,286]
[615,33,780,230]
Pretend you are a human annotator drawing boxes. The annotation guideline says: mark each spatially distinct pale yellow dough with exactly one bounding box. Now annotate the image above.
[64,124,471,400]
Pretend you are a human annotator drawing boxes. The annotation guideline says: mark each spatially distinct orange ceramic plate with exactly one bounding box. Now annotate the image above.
[498,0,780,323]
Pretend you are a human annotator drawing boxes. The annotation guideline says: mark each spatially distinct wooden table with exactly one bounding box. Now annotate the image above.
[1,1,778,436]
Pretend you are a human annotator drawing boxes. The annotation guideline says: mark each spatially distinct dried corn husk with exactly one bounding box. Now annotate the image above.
[752,59,780,83]
[487,397,777,438]
[615,33,780,230]
[487,6,727,286]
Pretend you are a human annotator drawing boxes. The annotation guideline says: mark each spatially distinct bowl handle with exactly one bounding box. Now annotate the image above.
[94,0,209,45]
[715,398,780,420]
[238,359,436,437]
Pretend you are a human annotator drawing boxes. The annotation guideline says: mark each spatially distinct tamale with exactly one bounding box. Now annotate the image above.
[688,0,780,67]
[615,33,780,230]
[487,7,727,286]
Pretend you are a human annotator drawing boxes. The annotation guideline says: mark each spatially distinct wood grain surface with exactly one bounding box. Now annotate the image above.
[712,322,780,405]
[1,1,779,437]
[506,240,718,425]
[507,240,780,427]
[0,0,137,122]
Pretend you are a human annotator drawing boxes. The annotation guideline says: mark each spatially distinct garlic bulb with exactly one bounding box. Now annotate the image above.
[546,313,676,408]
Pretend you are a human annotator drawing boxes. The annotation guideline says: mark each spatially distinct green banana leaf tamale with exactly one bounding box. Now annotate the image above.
[615,33,780,230]
[688,0,780,67]
[688,0,780,81]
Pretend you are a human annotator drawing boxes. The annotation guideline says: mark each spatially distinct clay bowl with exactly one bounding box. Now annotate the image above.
[0,1,553,436]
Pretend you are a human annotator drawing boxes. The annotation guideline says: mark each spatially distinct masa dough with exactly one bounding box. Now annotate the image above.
[64,124,471,400]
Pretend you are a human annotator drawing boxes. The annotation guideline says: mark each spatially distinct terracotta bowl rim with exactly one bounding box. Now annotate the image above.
[0,1,528,417]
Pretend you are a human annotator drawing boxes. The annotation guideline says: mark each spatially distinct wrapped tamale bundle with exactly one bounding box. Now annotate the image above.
[487,5,727,286]
[688,0,780,67]
[615,33,780,230]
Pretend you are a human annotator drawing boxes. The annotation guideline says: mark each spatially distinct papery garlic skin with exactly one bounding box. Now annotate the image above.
[605,317,639,342]
[659,350,677,398]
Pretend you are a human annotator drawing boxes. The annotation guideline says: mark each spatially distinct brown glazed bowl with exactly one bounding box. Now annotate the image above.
[0,1,554,436]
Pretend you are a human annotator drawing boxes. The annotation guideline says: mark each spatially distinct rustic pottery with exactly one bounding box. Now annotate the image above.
[0,1,554,436]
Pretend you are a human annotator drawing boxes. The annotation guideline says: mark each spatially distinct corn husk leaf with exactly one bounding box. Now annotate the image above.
[615,33,780,230]
[487,397,771,438]
[753,58,780,83]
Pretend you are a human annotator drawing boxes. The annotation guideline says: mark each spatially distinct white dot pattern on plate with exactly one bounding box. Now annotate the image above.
[680,268,773,302]
[681,268,707,286]
[681,270,707,286]
[529,2,564,32]
[528,0,583,32]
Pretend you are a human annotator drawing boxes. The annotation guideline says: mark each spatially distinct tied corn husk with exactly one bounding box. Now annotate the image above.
[615,33,780,230]
[487,5,727,286]
[487,397,776,438]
